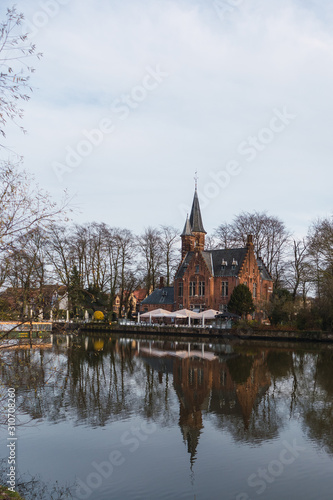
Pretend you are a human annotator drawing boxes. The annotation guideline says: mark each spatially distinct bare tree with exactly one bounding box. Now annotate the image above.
[46,224,73,289]
[4,228,50,321]
[285,239,311,302]
[160,225,179,286]
[137,227,163,292]
[214,211,290,286]
[0,161,70,254]
[117,229,137,317]
[0,6,42,146]
[307,217,333,298]
[104,227,121,313]
[213,222,238,249]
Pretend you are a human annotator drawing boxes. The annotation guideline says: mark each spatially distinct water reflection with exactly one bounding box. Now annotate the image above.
[1,336,333,462]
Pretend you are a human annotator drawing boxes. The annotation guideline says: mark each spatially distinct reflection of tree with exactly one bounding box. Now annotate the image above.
[266,351,293,379]
[209,352,279,443]
[0,458,74,500]
[3,338,333,465]
[0,348,60,424]
[293,351,333,455]
[263,348,333,456]
[226,354,254,384]
[0,338,178,429]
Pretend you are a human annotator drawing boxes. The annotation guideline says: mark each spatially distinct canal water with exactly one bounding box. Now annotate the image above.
[1,334,333,499]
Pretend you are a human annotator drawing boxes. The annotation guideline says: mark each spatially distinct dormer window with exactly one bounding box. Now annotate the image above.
[231,259,238,270]
[221,260,227,270]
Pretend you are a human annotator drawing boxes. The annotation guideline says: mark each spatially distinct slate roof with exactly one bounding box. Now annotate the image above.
[257,258,273,281]
[141,287,174,305]
[181,215,192,236]
[189,190,206,234]
[175,249,273,281]
[175,248,247,279]
[210,248,248,277]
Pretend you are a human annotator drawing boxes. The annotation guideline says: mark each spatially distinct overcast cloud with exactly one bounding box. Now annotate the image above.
[1,0,333,237]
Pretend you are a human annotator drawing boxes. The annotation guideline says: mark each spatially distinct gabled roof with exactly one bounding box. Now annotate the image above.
[175,248,248,279]
[175,249,274,281]
[141,287,174,305]
[257,258,273,282]
[133,288,148,301]
[189,189,206,234]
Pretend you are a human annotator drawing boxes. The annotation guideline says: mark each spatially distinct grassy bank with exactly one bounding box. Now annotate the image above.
[0,486,24,499]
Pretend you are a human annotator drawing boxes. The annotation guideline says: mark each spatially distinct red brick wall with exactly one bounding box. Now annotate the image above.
[140,303,174,313]
[174,243,273,318]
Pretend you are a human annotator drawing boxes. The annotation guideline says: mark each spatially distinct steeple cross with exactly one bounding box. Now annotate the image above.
[194,170,198,190]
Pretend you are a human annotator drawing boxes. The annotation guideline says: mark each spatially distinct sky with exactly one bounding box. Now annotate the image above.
[1,0,333,238]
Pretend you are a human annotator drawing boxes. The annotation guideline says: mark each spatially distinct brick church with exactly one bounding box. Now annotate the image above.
[141,187,273,318]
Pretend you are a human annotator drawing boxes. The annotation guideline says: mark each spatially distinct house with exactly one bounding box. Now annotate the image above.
[0,284,69,320]
[141,186,273,320]
[113,288,148,317]
[174,188,273,319]
[140,286,174,313]
[133,288,148,313]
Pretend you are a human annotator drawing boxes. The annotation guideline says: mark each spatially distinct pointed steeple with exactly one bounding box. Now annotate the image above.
[189,189,206,234]
[181,214,192,236]
[180,180,206,258]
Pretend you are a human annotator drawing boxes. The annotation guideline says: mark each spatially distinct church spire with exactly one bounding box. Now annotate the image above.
[181,214,192,236]
[189,188,206,234]
[181,179,206,258]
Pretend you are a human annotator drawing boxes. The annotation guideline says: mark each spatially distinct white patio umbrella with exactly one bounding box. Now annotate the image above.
[141,308,172,317]
[169,308,201,326]
[141,308,172,324]
[197,309,219,327]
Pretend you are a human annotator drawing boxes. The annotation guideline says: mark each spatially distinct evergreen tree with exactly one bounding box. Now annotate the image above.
[83,284,108,314]
[228,284,255,318]
[68,265,85,316]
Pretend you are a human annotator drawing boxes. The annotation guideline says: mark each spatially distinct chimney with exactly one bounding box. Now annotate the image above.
[247,234,253,246]
[159,277,164,289]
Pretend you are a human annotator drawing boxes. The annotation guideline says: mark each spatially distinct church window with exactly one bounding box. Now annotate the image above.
[178,281,183,297]
[253,283,257,298]
[199,281,205,296]
[220,371,226,386]
[221,281,228,297]
[195,265,199,274]
[189,281,196,296]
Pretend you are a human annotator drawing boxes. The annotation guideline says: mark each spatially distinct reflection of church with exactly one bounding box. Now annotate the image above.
[138,342,271,465]
[173,354,271,464]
